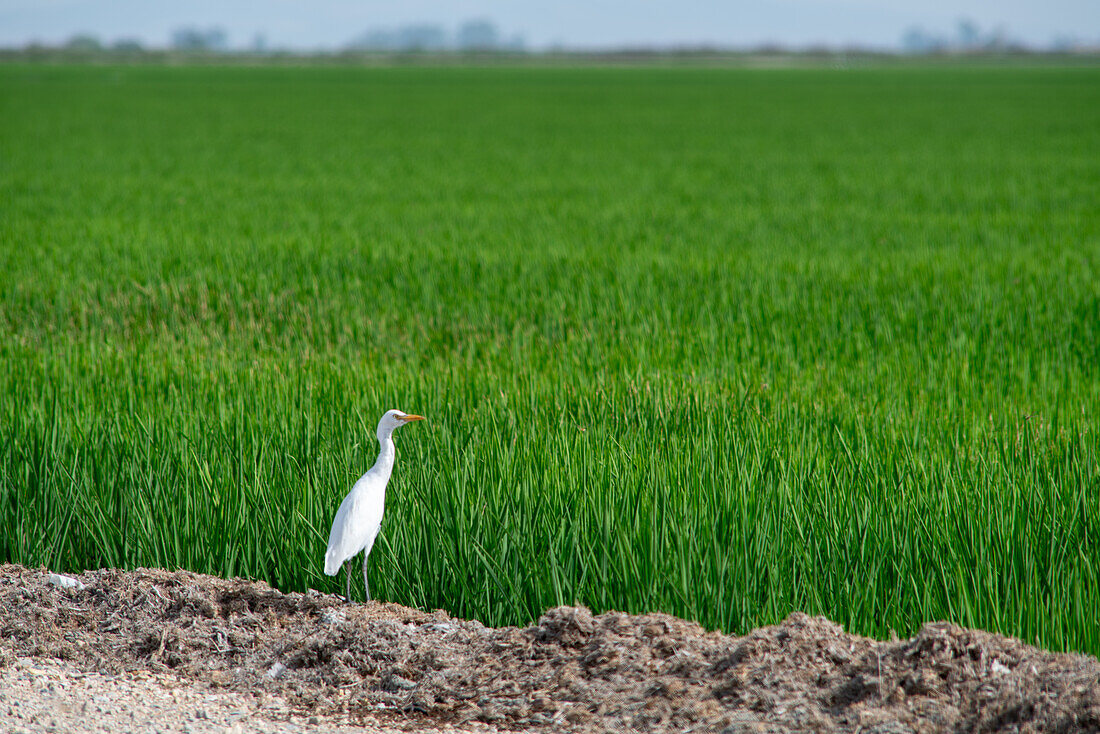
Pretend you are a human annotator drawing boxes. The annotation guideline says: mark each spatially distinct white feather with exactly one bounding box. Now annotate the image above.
[324,469,388,575]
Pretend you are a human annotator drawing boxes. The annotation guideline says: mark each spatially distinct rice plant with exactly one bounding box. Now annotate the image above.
[1,64,1098,653]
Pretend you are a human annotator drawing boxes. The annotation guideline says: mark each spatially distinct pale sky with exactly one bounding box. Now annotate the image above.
[1,0,1097,51]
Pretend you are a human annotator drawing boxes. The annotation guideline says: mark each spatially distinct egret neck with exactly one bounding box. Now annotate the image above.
[373,424,398,483]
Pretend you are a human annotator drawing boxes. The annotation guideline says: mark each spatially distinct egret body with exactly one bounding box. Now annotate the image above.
[324,409,424,601]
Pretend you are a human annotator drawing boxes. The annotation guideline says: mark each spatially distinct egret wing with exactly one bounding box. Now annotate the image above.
[324,472,387,575]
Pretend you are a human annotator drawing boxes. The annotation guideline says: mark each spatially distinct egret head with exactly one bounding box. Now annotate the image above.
[376,409,425,440]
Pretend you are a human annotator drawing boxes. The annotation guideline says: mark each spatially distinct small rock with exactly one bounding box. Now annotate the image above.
[383,674,417,691]
[265,662,287,680]
[47,574,85,591]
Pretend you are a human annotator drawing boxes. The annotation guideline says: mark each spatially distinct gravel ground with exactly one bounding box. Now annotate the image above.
[2,565,1099,733]
[0,655,498,734]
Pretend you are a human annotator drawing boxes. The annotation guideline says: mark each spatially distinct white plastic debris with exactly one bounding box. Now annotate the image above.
[320,608,346,626]
[991,660,1011,676]
[48,573,85,591]
[265,662,287,680]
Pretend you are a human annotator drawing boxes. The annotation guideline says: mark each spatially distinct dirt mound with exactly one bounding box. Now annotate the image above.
[1,565,1098,732]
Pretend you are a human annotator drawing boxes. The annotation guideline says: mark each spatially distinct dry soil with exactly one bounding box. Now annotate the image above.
[1,565,1098,733]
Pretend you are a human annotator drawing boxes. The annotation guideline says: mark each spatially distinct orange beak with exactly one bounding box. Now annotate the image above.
[402,414,426,422]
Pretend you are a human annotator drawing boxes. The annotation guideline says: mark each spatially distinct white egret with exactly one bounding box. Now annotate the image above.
[324,409,425,601]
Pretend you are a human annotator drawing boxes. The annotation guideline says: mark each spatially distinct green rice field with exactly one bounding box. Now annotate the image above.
[2,64,1098,653]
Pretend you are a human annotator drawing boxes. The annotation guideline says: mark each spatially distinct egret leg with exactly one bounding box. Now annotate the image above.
[344,563,352,602]
[362,557,371,602]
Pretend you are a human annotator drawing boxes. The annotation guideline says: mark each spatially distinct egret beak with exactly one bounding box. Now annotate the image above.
[402,414,426,422]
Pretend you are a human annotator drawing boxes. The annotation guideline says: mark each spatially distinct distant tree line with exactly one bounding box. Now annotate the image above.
[900,18,1096,54]
[30,19,526,56]
[56,34,145,53]
[12,17,1098,58]
[170,27,229,52]
[349,19,525,52]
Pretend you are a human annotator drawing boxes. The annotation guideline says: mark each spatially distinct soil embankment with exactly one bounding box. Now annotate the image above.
[1,565,1097,733]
